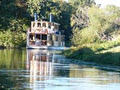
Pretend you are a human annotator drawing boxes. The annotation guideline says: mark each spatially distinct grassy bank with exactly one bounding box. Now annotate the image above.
[63,41,120,66]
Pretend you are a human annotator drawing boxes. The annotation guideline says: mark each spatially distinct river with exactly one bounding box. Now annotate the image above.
[0,49,120,90]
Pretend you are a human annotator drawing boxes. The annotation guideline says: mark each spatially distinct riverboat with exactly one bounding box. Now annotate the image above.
[26,13,67,50]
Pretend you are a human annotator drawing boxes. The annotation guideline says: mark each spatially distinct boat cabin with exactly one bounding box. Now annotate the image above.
[27,20,65,48]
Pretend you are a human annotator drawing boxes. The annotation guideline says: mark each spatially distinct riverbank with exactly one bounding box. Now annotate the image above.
[63,42,120,66]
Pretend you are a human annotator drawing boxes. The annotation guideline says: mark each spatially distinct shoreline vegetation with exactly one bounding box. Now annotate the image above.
[62,1,120,66]
[63,41,120,66]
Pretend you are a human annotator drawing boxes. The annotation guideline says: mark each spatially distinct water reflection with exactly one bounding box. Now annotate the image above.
[0,49,26,89]
[26,49,69,89]
[26,50,120,90]
[69,65,120,85]
[26,50,54,83]
[0,49,120,90]
[0,49,26,70]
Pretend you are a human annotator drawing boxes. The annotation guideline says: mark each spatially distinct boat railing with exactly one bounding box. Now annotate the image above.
[29,40,47,46]
[28,25,58,34]
[28,27,48,34]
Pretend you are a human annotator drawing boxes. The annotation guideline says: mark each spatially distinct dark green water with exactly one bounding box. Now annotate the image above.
[0,49,120,90]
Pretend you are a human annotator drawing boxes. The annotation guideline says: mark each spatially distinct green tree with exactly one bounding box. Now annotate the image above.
[69,0,95,8]
[70,0,95,29]
[0,0,28,48]
[71,5,120,46]
[71,6,89,31]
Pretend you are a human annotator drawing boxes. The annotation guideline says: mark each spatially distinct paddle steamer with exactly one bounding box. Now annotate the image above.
[26,13,66,50]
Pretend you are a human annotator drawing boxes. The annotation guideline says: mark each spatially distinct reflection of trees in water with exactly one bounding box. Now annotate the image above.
[0,72,28,89]
[1,49,120,89]
[54,69,70,77]
[0,49,27,89]
[0,73,14,89]
[69,64,120,85]
[0,49,26,70]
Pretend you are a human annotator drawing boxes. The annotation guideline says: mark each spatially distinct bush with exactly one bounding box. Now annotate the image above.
[0,30,26,48]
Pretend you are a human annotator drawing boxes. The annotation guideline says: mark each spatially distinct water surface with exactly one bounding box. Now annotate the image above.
[0,49,120,90]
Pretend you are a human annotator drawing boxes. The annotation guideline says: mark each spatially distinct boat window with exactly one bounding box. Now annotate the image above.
[56,36,58,41]
[48,25,51,29]
[43,23,46,27]
[33,23,35,27]
[48,23,51,29]
[55,25,58,30]
[52,35,55,41]
[36,34,40,40]
[48,34,52,41]
[50,34,52,40]
[42,35,47,40]
[29,34,33,40]
[37,23,41,27]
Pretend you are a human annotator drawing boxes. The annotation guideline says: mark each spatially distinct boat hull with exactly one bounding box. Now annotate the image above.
[26,45,69,50]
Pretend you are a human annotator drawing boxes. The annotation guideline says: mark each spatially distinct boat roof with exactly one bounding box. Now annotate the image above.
[32,20,60,25]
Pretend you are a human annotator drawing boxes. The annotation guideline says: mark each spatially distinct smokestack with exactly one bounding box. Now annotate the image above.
[50,13,53,22]
[34,13,37,21]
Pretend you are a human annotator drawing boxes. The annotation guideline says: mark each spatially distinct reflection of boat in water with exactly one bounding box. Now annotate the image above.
[26,49,66,85]
[26,50,53,83]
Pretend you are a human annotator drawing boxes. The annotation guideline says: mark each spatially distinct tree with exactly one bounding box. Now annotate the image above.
[0,0,29,47]
[69,0,95,8]
[70,0,95,35]
[27,0,42,17]
[71,5,120,46]
[71,6,89,30]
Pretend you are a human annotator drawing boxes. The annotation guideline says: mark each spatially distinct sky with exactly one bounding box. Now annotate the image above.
[64,0,120,8]
[95,0,120,8]
[64,0,68,3]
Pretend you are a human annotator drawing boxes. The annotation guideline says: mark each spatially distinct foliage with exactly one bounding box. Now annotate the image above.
[0,49,26,88]
[0,0,29,48]
[71,5,120,46]
[65,3,120,65]
[61,2,120,66]
[0,30,26,48]
[63,46,120,66]
[69,0,95,8]
[71,6,89,30]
